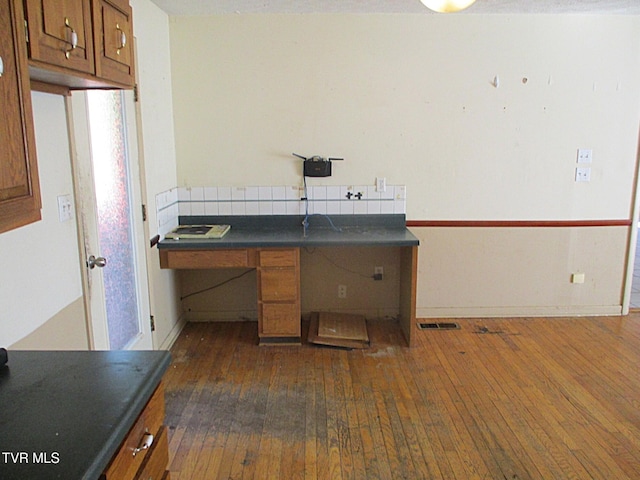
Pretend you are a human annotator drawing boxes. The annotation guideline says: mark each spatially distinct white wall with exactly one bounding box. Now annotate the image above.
[2,92,84,347]
[166,14,640,317]
[168,14,640,221]
[131,0,182,348]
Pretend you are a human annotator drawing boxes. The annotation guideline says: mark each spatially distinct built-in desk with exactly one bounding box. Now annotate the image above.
[158,215,419,346]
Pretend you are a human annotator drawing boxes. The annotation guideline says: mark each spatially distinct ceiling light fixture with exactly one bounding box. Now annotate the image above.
[420,0,477,13]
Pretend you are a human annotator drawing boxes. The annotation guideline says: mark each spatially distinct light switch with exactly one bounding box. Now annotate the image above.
[577,149,592,163]
[57,194,73,222]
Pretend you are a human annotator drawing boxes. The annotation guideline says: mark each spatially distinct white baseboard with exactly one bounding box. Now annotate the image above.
[184,310,258,322]
[417,305,623,319]
[184,308,400,322]
[157,315,188,350]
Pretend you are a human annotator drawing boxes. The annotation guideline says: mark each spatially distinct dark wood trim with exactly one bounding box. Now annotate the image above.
[406,219,633,228]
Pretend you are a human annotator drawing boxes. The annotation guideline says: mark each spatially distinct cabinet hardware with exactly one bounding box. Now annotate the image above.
[116,23,126,55]
[64,17,78,59]
[0,56,3,77]
[132,432,154,456]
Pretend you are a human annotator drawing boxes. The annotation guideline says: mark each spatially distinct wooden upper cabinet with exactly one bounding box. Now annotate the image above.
[22,0,135,88]
[23,0,95,76]
[92,0,135,87]
[0,0,41,233]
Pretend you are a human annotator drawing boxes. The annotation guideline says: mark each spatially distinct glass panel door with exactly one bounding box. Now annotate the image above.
[86,90,141,349]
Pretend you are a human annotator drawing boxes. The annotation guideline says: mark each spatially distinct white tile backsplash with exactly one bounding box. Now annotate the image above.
[272,186,286,200]
[218,202,232,215]
[204,187,218,201]
[272,200,287,215]
[155,184,407,236]
[245,200,260,215]
[231,186,246,201]
[205,201,219,216]
[218,186,232,200]
[245,186,259,201]
[258,186,272,200]
[353,199,368,214]
[190,187,204,201]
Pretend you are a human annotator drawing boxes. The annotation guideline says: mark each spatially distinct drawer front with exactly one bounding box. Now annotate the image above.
[161,249,250,269]
[133,426,168,480]
[102,383,165,480]
[259,268,298,301]
[260,303,300,336]
[259,248,298,267]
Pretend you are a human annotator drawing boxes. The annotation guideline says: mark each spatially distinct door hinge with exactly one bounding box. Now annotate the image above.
[141,204,147,221]
[133,83,139,102]
[150,315,156,332]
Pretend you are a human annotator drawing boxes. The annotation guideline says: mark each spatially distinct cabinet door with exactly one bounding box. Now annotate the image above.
[92,0,135,87]
[0,0,41,234]
[260,303,300,336]
[23,0,95,75]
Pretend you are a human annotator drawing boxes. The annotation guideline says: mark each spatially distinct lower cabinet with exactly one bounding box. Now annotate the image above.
[101,382,170,480]
[158,246,303,345]
[257,248,301,344]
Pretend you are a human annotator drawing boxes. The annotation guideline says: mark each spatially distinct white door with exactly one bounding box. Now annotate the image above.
[69,89,153,350]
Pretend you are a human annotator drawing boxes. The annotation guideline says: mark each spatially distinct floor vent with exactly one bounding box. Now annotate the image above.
[418,322,460,330]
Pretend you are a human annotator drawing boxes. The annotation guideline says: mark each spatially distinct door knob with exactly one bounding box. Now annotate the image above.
[87,255,107,269]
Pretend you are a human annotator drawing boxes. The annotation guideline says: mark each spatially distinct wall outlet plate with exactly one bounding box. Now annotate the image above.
[57,194,73,222]
[571,273,585,284]
[575,167,591,182]
[577,149,593,163]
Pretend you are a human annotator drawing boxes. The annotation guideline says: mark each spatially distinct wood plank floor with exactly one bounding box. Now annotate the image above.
[162,315,640,479]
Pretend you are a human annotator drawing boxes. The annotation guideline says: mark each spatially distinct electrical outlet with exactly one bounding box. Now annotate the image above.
[338,284,347,298]
[374,266,384,280]
[575,167,591,182]
[571,273,585,284]
[376,177,386,192]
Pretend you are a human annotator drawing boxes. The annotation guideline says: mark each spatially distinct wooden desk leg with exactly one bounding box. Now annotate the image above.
[399,246,418,347]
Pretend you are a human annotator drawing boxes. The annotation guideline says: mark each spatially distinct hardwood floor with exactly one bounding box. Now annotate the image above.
[163,315,640,479]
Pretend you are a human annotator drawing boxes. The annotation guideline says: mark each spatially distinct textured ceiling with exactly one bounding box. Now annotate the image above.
[149,0,640,15]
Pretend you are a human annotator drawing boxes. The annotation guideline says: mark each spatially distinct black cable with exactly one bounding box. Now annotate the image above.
[304,247,373,279]
[180,269,254,300]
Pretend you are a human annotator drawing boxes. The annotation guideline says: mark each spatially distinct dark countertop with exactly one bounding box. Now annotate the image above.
[157,214,419,249]
[0,350,171,480]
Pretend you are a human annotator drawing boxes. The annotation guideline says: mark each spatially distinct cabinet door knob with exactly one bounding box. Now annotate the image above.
[64,17,78,59]
[132,432,154,456]
[0,56,3,77]
[116,23,126,55]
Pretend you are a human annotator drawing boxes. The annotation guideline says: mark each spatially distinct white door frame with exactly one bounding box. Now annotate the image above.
[66,90,153,350]
[622,128,640,314]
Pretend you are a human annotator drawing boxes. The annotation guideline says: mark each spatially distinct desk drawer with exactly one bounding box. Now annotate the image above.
[259,249,298,267]
[160,249,250,269]
[101,383,165,480]
[259,268,298,301]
